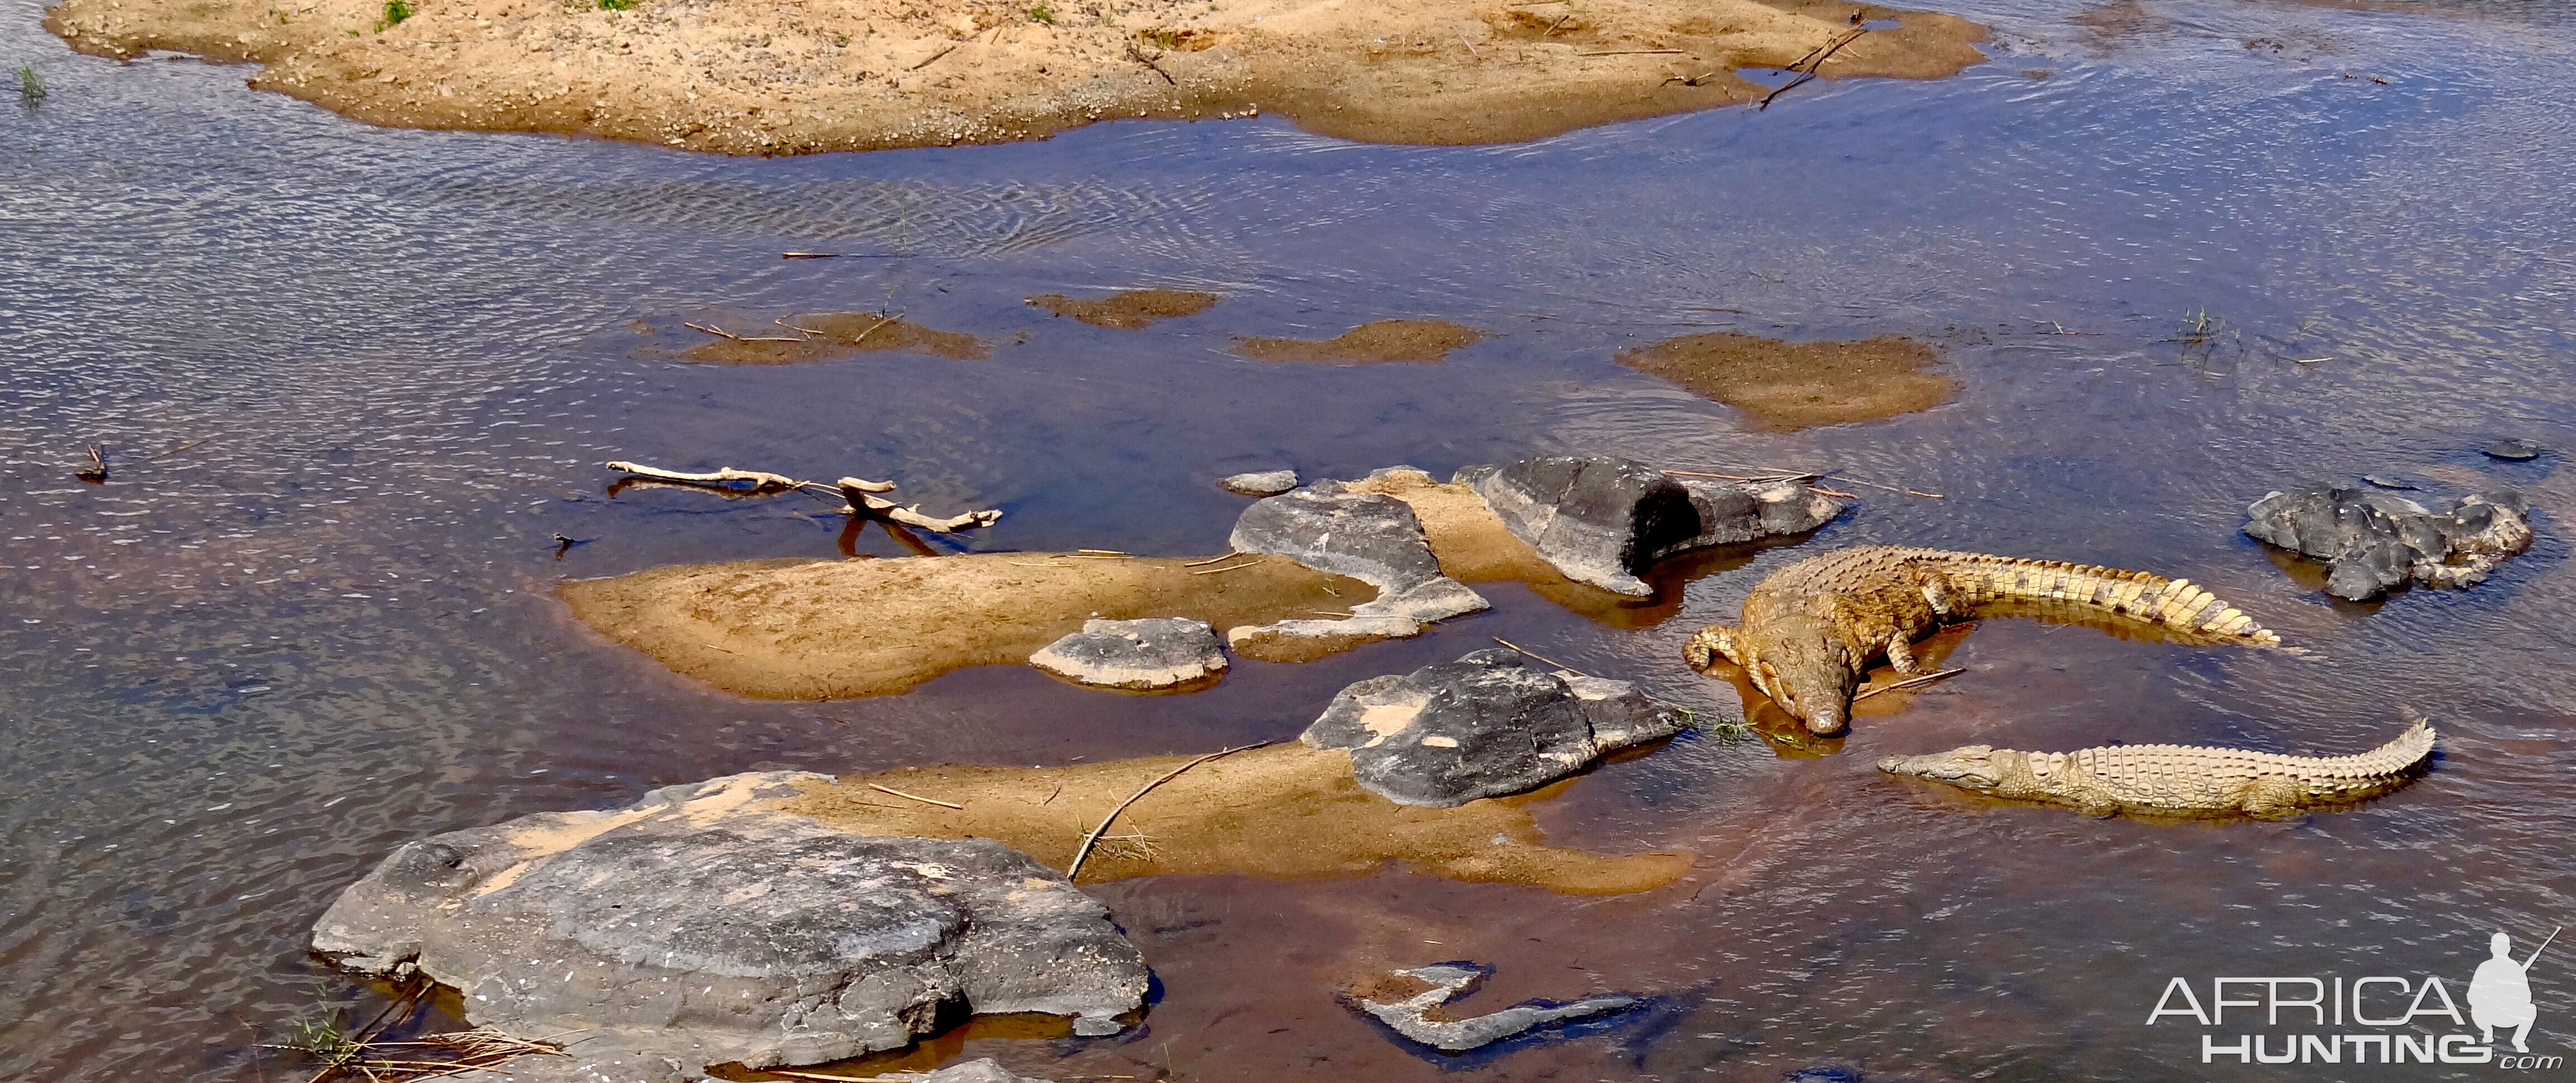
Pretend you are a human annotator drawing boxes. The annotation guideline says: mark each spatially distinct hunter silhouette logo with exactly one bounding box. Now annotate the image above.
[2146,926,2561,1068]
[2472,929,2554,1054]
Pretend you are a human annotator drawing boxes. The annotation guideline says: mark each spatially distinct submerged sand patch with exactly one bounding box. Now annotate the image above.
[559,553,1372,697]
[780,743,1690,894]
[677,312,988,364]
[1027,289,1223,329]
[1616,330,1957,429]
[1234,320,1485,364]
[43,0,1986,156]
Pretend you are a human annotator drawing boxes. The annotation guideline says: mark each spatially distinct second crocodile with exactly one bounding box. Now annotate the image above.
[1877,714,2436,818]
[1684,547,2285,734]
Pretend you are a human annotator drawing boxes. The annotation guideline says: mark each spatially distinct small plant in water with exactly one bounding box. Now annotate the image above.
[376,0,413,29]
[283,1013,365,1071]
[17,63,42,103]
[2175,305,2224,345]
[1026,2,1054,22]
[1676,706,1754,743]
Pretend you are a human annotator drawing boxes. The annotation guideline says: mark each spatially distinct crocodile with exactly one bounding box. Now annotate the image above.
[1683,547,2284,734]
[1877,714,2435,818]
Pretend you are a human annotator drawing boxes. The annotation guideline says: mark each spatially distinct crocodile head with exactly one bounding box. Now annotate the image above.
[1877,745,2006,791]
[1740,616,1857,734]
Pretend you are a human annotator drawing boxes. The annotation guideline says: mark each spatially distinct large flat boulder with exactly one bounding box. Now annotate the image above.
[2243,482,2535,600]
[312,773,1147,1081]
[1301,648,1684,808]
[1456,455,1844,595]
[1225,478,1489,659]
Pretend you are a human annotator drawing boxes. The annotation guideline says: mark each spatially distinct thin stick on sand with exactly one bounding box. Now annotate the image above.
[1066,743,1271,880]
[868,782,964,809]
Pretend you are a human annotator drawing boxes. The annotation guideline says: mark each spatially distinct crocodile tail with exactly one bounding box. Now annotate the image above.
[2312,712,2437,780]
[1683,624,1735,671]
[1932,553,2284,647]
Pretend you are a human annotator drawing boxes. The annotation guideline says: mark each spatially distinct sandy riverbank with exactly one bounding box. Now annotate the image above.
[46,0,1986,154]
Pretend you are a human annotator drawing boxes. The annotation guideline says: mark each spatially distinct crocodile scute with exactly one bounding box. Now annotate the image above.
[1683,546,2285,734]
[1877,714,2435,818]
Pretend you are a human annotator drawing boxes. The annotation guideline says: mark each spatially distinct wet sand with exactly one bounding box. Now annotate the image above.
[557,552,1374,697]
[1027,289,1223,329]
[1615,330,1958,429]
[676,312,988,363]
[1235,319,1485,364]
[41,0,1988,155]
[781,743,1692,894]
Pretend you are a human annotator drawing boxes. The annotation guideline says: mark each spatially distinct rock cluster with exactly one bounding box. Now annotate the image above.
[2243,483,2535,600]
[1302,648,1684,807]
[312,773,1146,1082]
[1029,617,1228,690]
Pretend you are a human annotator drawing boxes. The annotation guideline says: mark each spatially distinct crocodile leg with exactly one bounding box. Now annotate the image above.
[1886,633,1924,676]
[1683,624,1739,671]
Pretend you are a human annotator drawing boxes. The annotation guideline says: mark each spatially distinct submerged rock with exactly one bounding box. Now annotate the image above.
[892,1060,1059,1082]
[1217,468,1300,496]
[1225,479,1489,658]
[1029,617,1227,690]
[2243,483,2536,600]
[1303,648,1683,807]
[1348,962,1638,1052]
[1456,454,1844,595]
[2483,438,2543,461]
[311,773,1147,1082]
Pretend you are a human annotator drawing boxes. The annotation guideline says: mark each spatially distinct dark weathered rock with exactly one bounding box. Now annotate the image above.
[2483,438,2543,460]
[2244,483,2536,600]
[1348,963,1638,1052]
[1216,468,1301,496]
[312,773,1147,1082]
[1457,455,1844,596]
[1029,617,1226,690]
[1226,479,1488,654]
[1301,648,1683,808]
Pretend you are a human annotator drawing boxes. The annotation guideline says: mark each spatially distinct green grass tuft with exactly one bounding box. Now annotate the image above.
[599,0,640,11]
[17,63,42,103]
[376,0,413,30]
[1026,2,1054,21]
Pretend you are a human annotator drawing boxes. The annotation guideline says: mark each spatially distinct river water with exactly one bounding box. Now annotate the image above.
[4,0,2574,1079]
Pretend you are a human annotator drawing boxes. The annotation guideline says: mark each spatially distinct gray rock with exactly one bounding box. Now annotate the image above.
[1349,963,1637,1052]
[1459,455,1844,596]
[2244,483,2536,600]
[312,773,1147,1082]
[891,1059,1059,1082]
[2483,438,2543,460]
[1216,469,1300,496]
[1225,480,1489,654]
[1029,618,1227,690]
[1302,648,1683,808]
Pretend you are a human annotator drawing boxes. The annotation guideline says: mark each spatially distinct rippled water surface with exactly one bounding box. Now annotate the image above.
[6,0,2576,1079]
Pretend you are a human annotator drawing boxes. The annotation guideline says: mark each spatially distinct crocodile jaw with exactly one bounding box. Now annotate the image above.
[1741,616,1856,734]
[1878,746,2005,789]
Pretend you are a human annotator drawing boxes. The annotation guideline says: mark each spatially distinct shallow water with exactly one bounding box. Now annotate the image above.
[4,0,2575,1079]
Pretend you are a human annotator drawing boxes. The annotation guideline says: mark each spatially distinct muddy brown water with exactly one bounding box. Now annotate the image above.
[5,0,2576,1080]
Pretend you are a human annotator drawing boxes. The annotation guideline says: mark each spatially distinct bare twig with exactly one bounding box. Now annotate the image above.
[1852,667,1964,701]
[1188,557,1265,574]
[1125,42,1176,84]
[1578,48,1686,55]
[846,311,905,348]
[907,43,959,71]
[1458,30,1480,59]
[780,251,841,259]
[76,445,107,483]
[868,782,964,809]
[606,461,802,491]
[1183,552,1248,567]
[682,321,741,339]
[1540,12,1573,36]
[1786,26,1864,72]
[1067,743,1271,880]
[1491,636,1592,678]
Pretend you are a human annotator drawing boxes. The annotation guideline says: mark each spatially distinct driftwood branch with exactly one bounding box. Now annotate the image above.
[604,461,1003,533]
